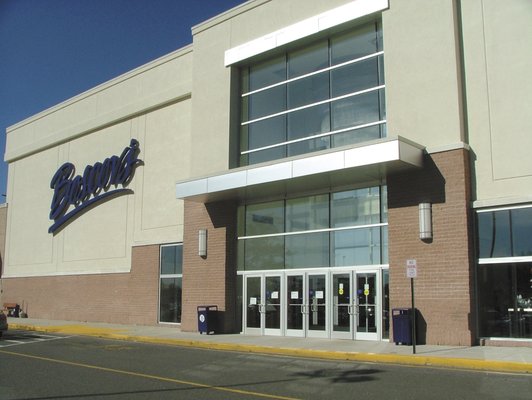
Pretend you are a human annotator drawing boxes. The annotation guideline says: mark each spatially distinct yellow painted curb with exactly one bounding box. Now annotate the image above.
[9,323,532,375]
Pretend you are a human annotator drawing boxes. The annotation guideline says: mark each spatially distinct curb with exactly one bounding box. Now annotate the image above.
[10,323,532,375]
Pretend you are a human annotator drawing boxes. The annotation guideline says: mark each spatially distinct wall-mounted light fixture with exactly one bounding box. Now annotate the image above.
[419,203,432,240]
[198,229,207,257]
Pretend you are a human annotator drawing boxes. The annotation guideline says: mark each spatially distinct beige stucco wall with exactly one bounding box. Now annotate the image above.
[383,0,465,149]
[3,48,193,278]
[461,0,532,207]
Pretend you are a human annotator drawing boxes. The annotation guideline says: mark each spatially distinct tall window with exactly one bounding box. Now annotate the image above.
[477,206,532,339]
[239,21,385,166]
[237,186,388,271]
[159,244,183,323]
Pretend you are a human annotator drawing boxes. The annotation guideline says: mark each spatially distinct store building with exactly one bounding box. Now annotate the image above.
[1,0,531,346]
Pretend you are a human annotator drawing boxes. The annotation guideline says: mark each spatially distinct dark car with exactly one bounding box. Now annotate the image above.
[0,311,8,336]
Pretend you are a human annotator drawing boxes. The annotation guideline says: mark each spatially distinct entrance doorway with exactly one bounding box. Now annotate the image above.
[331,271,379,340]
[242,268,385,340]
[286,272,328,338]
[244,274,282,336]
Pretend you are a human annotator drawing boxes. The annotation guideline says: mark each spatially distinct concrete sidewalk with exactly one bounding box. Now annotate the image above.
[6,317,532,374]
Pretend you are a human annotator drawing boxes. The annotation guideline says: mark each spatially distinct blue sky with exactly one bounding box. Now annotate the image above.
[0,0,247,199]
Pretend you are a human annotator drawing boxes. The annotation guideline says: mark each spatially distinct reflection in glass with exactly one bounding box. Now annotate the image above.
[331,57,380,98]
[288,72,329,109]
[247,115,286,153]
[287,275,303,330]
[511,208,532,257]
[331,188,381,228]
[308,275,326,331]
[286,195,329,232]
[285,232,329,269]
[161,245,183,275]
[244,236,284,270]
[247,85,286,120]
[265,276,281,329]
[477,208,532,259]
[246,277,261,328]
[287,103,330,141]
[478,263,532,338]
[331,90,381,131]
[241,21,386,167]
[246,201,284,236]
[332,227,381,266]
[249,55,286,90]
[382,270,389,339]
[331,23,379,65]
[357,273,377,333]
[288,40,328,78]
[160,277,182,323]
[333,274,351,332]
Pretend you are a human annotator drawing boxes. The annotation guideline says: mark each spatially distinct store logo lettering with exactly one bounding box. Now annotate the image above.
[48,139,142,234]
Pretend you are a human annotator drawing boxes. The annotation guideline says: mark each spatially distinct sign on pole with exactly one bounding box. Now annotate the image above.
[406,259,417,278]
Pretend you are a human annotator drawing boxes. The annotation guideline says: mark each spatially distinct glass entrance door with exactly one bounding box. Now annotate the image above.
[286,274,304,337]
[244,274,282,335]
[331,270,380,340]
[355,272,379,340]
[285,272,328,338]
[332,273,352,339]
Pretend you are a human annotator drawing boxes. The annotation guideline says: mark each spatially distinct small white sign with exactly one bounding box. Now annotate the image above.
[291,291,299,300]
[250,297,257,305]
[271,291,279,299]
[316,291,324,299]
[406,259,417,278]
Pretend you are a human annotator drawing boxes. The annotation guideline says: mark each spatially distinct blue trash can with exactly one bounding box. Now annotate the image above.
[392,308,412,345]
[197,305,218,334]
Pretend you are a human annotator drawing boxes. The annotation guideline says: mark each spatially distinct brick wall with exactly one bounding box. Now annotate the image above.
[388,148,476,345]
[181,200,238,333]
[1,244,160,324]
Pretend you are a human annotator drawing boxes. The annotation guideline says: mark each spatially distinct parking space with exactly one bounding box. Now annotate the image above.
[0,330,68,348]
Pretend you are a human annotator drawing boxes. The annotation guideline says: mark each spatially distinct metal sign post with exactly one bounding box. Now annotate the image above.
[406,259,417,354]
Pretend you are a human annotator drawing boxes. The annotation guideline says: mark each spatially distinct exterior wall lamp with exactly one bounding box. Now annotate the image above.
[419,203,432,240]
[198,229,207,257]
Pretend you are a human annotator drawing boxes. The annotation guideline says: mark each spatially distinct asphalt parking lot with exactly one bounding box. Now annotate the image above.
[1,331,531,400]
[0,330,68,348]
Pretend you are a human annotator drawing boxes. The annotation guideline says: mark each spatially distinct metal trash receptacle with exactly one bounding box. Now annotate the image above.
[392,308,412,345]
[197,305,218,334]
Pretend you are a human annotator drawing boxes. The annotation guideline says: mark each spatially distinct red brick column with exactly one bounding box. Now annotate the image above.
[181,200,238,333]
[387,148,476,345]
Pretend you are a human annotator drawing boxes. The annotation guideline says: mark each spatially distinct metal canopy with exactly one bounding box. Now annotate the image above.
[176,136,424,203]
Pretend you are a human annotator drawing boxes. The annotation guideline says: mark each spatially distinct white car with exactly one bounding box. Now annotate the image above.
[0,312,8,336]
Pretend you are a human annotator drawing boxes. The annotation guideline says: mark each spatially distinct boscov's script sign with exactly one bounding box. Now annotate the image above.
[48,139,142,234]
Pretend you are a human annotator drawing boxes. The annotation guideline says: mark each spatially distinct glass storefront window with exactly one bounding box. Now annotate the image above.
[285,232,329,269]
[477,207,532,259]
[240,21,384,166]
[238,186,388,271]
[159,244,183,324]
[245,201,284,236]
[476,205,532,340]
[286,194,329,232]
[512,208,532,257]
[161,245,183,275]
[331,187,381,227]
[331,227,381,266]
[478,263,532,338]
[244,236,284,271]
[159,277,182,324]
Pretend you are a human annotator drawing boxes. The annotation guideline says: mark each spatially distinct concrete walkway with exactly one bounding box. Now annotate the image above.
[6,317,532,374]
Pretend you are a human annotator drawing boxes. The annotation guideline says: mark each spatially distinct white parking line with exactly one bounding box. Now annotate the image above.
[0,333,69,348]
